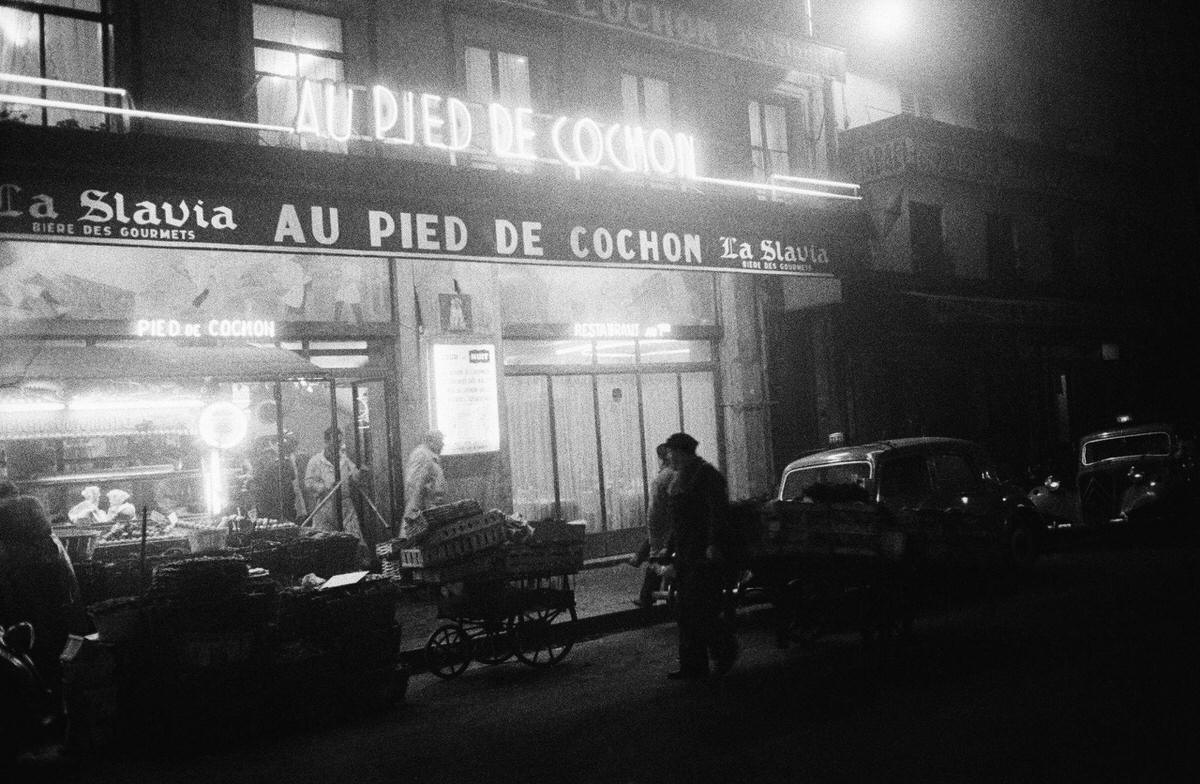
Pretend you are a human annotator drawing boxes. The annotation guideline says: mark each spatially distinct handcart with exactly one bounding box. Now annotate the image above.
[740,499,916,655]
[399,504,585,680]
[423,571,578,679]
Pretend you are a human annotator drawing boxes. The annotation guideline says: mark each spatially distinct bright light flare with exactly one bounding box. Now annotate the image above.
[864,0,909,40]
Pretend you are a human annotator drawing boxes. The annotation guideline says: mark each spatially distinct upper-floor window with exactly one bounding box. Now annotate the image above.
[252,4,344,149]
[465,45,531,107]
[748,99,790,181]
[0,0,109,128]
[621,73,670,128]
[909,201,947,276]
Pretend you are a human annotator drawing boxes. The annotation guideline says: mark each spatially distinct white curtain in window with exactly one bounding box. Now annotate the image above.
[553,376,600,531]
[496,50,531,107]
[763,102,790,177]
[681,372,718,464]
[253,4,342,52]
[464,46,493,105]
[641,77,671,128]
[0,8,40,120]
[505,376,558,522]
[44,15,104,127]
[640,373,680,479]
[599,374,646,530]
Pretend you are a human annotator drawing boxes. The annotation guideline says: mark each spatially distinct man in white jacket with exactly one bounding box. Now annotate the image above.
[401,430,446,539]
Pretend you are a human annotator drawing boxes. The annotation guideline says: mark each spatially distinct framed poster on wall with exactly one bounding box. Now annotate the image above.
[430,343,500,455]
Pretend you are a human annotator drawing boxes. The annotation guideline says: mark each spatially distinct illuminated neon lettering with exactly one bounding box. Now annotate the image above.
[446,98,472,151]
[572,117,604,167]
[605,123,639,172]
[646,128,676,174]
[550,116,572,166]
[420,93,447,148]
[324,81,355,142]
[489,103,515,157]
[513,108,536,159]
[295,79,322,135]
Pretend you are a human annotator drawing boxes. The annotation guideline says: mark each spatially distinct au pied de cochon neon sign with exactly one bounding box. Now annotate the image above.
[296,80,697,179]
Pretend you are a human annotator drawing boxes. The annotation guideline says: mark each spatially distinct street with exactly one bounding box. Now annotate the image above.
[32,531,1200,784]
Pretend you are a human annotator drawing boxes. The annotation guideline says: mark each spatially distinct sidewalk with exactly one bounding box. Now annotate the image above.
[394,553,675,669]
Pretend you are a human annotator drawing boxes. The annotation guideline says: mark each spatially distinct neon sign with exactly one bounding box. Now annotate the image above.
[134,318,277,339]
[0,73,861,202]
[300,81,697,179]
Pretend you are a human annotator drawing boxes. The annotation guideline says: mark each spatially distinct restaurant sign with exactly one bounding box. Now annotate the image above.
[494,1,846,79]
[0,178,846,277]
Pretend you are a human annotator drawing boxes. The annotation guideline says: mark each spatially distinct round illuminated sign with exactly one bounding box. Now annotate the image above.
[197,401,248,449]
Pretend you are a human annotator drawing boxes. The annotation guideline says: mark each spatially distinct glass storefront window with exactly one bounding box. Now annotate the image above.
[681,372,718,463]
[504,340,594,366]
[638,339,711,364]
[505,376,557,522]
[594,340,637,366]
[503,339,710,367]
[598,374,646,530]
[552,376,601,533]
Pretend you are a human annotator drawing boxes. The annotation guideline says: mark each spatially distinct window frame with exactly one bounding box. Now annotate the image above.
[463,42,533,107]
[249,3,346,146]
[748,98,792,182]
[0,0,113,127]
[621,72,672,128]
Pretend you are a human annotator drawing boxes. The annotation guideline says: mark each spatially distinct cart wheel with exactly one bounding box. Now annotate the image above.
[513,605,578,667]
[425,623,472,679]
[470,620,514,666]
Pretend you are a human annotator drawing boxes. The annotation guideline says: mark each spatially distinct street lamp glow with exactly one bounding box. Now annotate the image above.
[864,0,908,40]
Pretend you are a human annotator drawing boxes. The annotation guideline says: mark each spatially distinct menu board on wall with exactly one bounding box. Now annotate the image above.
[431,343,500,455]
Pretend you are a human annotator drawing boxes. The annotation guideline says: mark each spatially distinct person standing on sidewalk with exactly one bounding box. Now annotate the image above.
[401,430,446,539]
[662,432,738,680]
[630,443,674,608]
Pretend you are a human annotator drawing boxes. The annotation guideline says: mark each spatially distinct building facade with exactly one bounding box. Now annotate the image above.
[765,0,1194,480]
[1,0,871,556]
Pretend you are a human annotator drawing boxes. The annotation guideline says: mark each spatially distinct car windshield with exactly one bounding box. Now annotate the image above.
[780,461,871,501]
[1081,432,1171,465]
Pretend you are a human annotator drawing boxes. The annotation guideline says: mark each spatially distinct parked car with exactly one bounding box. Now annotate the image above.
[1030,421,1198,531]
[777,437,1043,573]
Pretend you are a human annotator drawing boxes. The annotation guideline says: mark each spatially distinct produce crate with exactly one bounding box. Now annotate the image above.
[93,535,190,562]
[419,517,506,567]
[421,499,485,528]
[429,540,583,582]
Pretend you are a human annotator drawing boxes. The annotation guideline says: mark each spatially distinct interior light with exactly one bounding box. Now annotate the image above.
[0,400,66,413]
[68,397,205,412]
[864,0,909,40]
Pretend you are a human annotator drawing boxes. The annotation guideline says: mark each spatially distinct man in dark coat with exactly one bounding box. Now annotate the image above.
[662,432,738,680]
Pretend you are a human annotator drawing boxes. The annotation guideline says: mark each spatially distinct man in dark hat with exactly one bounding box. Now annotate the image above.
[662,432,738,679]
